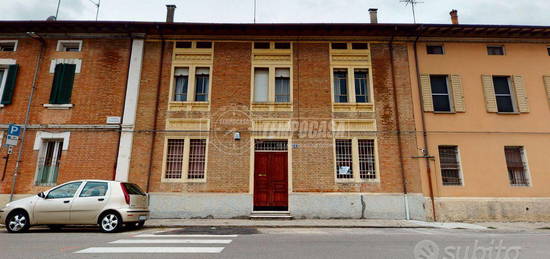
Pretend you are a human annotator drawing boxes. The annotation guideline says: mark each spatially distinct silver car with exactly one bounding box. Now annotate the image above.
[1,180,149,233]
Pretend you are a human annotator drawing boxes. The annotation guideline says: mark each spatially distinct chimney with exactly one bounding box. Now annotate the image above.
[450,9,459,25]
[166,4,176,23]
[369,8,378,24]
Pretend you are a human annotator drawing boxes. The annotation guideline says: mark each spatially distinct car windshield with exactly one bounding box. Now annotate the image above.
[122,183,146,196]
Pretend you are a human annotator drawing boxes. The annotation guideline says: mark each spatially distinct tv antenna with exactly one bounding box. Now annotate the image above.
[400,0,423,23]
[87,0,101,21]
[253,0,257,23]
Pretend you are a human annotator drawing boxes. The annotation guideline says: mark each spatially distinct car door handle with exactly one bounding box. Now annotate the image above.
[98,198,105,201]
[63,200,70,203]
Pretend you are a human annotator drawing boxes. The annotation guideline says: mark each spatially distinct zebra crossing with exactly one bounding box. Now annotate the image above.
[75,232,237,254]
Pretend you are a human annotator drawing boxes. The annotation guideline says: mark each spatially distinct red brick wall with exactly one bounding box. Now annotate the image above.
[0,38,130,194]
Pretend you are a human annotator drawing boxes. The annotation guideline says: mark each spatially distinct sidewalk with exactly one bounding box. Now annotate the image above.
[143,219,490,230]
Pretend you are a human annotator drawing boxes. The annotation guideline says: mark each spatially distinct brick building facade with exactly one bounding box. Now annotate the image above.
[1,20,550,221]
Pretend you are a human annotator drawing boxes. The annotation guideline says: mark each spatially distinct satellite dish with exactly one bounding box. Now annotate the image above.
[46,16,57,21]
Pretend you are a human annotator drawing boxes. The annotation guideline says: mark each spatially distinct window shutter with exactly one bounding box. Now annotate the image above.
[0,64,19,105]
[512,75,529,113]
[49,64,76,104]
[450,74,465,112]
[481,75,498,113]
[544,76,550,106]
[420,74,433,112]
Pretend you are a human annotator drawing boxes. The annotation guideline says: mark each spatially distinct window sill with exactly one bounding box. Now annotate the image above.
[251,102,292,112]
[333,103,374,113]
[168,102,209,112]
[336,178,379,184]
[161,178,207,183]
[496,112,521,115]
[43,104,73,110]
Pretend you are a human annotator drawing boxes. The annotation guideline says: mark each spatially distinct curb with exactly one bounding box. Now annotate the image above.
[143,224,436,229]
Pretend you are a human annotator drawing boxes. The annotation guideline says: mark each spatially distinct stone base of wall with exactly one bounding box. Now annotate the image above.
[148,192,427,220]
[435,197,550,222]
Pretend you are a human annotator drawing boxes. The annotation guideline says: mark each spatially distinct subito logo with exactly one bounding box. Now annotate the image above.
[414,240,440,259]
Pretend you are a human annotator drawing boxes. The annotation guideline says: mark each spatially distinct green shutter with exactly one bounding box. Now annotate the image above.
[1,64,19,105]
[49,63,76,104]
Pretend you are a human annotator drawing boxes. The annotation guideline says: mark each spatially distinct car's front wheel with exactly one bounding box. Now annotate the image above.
[99,212,123,233]
[6,210,30,233]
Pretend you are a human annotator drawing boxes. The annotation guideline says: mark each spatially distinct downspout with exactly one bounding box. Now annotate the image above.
[413,28,437,221]
[9,33,46,202]
[389,31,410,220]
[145,38,165,192]
[112,36,134,180]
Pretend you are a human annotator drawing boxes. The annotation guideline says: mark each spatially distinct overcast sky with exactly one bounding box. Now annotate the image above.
[2,0,549,25]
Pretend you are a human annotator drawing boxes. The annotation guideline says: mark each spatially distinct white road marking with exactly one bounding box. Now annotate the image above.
[111,239,233,244]
[135,234,239,238]
[75,247,224,254]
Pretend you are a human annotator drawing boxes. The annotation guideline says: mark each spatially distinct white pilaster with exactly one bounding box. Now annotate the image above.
[115,39,144,182]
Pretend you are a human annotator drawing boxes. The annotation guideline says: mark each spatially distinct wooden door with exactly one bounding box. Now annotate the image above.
[254,152,288,210]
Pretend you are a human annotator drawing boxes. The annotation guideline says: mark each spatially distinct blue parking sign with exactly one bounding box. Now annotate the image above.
[8,124,21,137]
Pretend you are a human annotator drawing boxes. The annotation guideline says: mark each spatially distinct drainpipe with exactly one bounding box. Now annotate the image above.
[9,33,46,202]
[389,31,410,220]
[145,38,165,192]
[413,28,438,221]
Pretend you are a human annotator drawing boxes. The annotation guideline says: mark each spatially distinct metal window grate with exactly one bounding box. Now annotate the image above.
[358,139,376,179]
[438,146,462,185]
[188,139,207,179]
[255,140,288,152]
[505,146,529,186]
[335,139,353,179]
[165,139,184,179]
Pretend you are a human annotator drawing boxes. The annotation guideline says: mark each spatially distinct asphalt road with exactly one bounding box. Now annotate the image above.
[1,226,549,259]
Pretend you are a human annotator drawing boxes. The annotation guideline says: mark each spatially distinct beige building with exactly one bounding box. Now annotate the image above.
[410,26,550,221]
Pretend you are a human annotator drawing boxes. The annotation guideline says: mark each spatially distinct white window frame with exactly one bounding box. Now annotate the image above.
[330,66,374,105]
[493,76,518,113]
[56,40,83,52]
[504,146,532,187]
[49,59,82,74]
[0,40,18,52]
[33,132,70,186]
[430,75,455,113]
[487,45,505,56]
[170,65,212,103]
[437,145,464,186]
[161,136,209,183]
[0,66,9,105]
[333,137,379,183]
[251,66,293,104]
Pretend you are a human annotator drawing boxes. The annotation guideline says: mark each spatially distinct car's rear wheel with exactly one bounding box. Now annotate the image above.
[6,210,30,233]
[99,212,123,233]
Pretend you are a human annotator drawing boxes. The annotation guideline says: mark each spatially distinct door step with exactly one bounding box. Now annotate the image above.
[250,211,293,220]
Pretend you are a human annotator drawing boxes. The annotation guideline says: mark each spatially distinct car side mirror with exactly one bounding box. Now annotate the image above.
[37,192,45,199]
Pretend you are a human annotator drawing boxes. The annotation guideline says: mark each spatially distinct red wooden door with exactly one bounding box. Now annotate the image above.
[254,152,288,210]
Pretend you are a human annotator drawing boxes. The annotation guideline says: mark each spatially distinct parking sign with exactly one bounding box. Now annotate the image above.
[8,124,21,137]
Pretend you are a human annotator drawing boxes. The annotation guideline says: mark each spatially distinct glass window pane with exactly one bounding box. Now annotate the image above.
[196,42,212,49]
[165,139,184,179]
[358,139,376,179]
[331,43,347,49]
[195,68,209,102]
[46,182,82,199]
[427,45,444,55]
[275,68,290,103]
[274,42,291,49]
[174,76,188,101]
[175,42,192,48]
[433,95,451,112]
[496,96,514,112]
[493,76,511,94]
[254,68,269,102]
[79,182,108,197]
[333,69,348,103]
[254,42,270,49]
[335,139,353,179]
[351,43,369,50]
[487,46,504,55]
[188,139,206,179]
[430,75,448,94]
[354,69,368,103]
